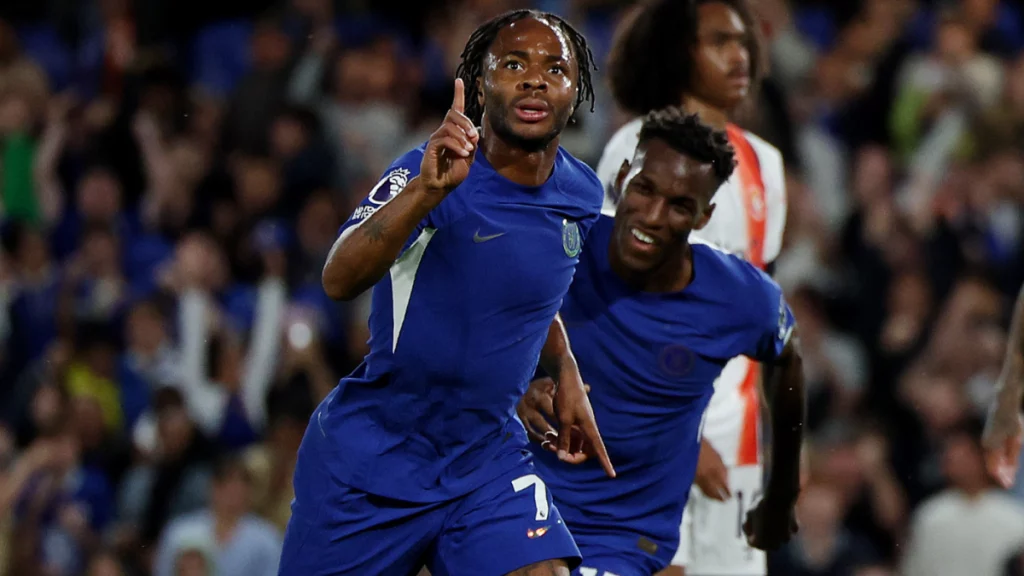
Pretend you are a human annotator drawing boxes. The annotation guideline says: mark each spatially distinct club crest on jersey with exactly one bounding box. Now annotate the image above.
[658,344,695,377]
[368,168,412,205]
[562,219,581,258]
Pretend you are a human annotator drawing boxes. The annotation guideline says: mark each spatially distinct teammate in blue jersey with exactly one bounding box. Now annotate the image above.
[517,109,805,576]
[279,10,616,576]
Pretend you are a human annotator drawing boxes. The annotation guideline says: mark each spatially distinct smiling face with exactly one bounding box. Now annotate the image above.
[478,16,579,152]
[611,138,718,280]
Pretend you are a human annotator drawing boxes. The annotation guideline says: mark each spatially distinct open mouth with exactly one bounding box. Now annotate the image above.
[631,228,656,245]
[627,227,661,255]
[514,99,550,123]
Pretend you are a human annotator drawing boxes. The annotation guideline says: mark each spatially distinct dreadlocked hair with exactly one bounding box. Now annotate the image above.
[455,9,597,126]
[639,107,736,187]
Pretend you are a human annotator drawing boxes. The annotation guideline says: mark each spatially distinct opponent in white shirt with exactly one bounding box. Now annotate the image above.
[599,1,789,574]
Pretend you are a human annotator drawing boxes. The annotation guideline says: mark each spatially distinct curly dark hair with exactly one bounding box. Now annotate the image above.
[639,107,736,187]
[606,0,764,117]
[454,9,597,126]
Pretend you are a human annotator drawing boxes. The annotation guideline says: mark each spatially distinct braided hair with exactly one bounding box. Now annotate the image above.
[454,9,597,126]
[639,107,736,188]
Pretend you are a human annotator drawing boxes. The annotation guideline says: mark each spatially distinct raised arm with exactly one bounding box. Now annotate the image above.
[240,276,287,431]
[33,96,72,225]
[983,284,1024,487]
[133,112,176,230]
[322,178,439,301]
[177,287,229,435]
[322,77,478,301]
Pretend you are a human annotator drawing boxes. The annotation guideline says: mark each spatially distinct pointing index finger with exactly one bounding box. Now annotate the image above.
[453,78,465,114]
[582,418,616,478]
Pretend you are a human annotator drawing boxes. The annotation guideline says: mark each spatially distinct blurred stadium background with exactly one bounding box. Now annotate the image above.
[1,0,1024,574]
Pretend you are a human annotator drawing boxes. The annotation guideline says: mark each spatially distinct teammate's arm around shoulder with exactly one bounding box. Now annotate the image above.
[322,78,479,300]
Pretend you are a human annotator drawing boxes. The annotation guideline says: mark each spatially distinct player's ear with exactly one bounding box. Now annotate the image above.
[694,202,716,231]
[615,160,630,196]
[475,77,485,109]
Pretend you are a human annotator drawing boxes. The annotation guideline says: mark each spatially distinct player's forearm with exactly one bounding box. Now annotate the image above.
[867,468,907,533]
[539,314,577,383]
[993,285,1024,413]
[764,344,805,503]
[322,177,440,301]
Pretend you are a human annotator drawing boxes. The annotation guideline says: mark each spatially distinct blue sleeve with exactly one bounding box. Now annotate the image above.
[746,271,796,363]
[576,167,605,243]
[577,209,601,246]
[337,145,444,255]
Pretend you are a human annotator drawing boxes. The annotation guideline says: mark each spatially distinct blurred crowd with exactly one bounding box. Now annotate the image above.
[1,0,1024,575]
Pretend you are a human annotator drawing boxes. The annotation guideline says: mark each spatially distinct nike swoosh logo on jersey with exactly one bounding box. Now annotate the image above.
[473,230,506,243]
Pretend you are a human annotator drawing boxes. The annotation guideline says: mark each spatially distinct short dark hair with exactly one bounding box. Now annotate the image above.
[0,220,29,256]
[639,107,736,187]
[129,296,165,319]
[943,417,986,449]
[277,104,321,136]
[607,0,765,116]
[455,9,597,125]
[212,453,252,484]
[80,221,119,244]
[152,385,186,415]
[266,381,315,429]
[74,319,121,352]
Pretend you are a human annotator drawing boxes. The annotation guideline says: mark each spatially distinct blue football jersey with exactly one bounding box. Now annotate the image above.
[532,216,795,564]
[319,144,603,503]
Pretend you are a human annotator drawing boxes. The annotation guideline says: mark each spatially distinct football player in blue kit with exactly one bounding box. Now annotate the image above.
[278,10,617,576]
[518,109,805,576]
